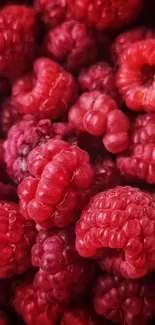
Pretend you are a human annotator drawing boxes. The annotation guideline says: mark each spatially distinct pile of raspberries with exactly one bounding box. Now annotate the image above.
[1,1,155,325]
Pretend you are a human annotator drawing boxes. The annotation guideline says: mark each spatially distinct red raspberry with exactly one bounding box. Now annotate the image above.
[0,98,22,136]
[32,227,95,304]
[116,39,155,112]
[93,273,155,325]
[4,115,55,184]
[12,58,78,119]
[51,122,78,144]
[117,114,155,184]
[0,201,37,278]
[69,91,130,154]
[0,312,10,325]
[78,61,122,106]
[44,21,97,73]
[18,139,93,228]
[112,26,155,65]
[67,0,143,31]
[76,186,155,279]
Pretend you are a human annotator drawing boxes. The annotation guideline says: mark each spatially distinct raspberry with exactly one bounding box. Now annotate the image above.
[78,62,122,105]
[76,186,155,278]
[12,58,78,119]
[32,227,95,304]
[67,0,143,31]
[0,140,10,184]
[112,26,155,65]
[4,115,54,184]
[0,201,37,278]
[69,91,130,154]
[51,122,78,144]
[0,98,22,136]
[44,21,97,73]
[0,312,10,325]
[116,39,155,112]
[117,114,155,184]
[93,273,155,325]
[18,139,93,228]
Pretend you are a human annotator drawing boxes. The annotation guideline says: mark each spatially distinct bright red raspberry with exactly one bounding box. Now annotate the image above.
[12,58,78,119]
[0,312,10,325]
[76,186,155,279]
[69,91,130,154]
[112,26,155,64]
[44,21,97,73]
[0,97,22,136]
[117,114,155,184]
[0,201,37,278]
[78,61,121,105]
[4,115,55,184]
[18,139,93,228]
[67,0,143,31]
[93,273,155,325]
[32,227,95,304]
[116,39,155,112]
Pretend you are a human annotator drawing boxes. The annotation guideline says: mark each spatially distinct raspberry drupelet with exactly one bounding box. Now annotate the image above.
[112,26,155,65]
[76,186,155,279]
[93,273,155,325]
[78,61,122,106]
[12,58,78,120]
[69,91,130,154]
[116,39,155,112]
[44,21,97,73]
[66,0,144,31]
[117,114,155,184]
[32,227,95,304]
[0,201,37,278]
[18,139,93,228]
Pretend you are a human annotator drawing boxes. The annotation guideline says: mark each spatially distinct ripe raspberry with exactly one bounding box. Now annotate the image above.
[12,58,78,119]
[4,115,55,184]
[69,91,130,154]
[112,26,155,64]
[93,273,155,325]
[76,186,155,278]
[116,39,155,112]
[44,21,97,73]
[117,114,155,184]
[67,0,143,31]
[0,97,22,136]
[0,312,10,325]
[0,201,37,278]
[32,227,95,304]
[18,139,93,228]
[78,62,121,105]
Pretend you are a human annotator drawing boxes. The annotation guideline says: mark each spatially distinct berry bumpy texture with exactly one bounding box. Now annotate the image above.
[0,201,36,278]
[44,21,97,73]
[78,61,121,106]
[67,0,143,31]
[12,58,78,120]
[69,91,130,154]
[18,139,93,228]
[76,186,155,279]
[116,39,155,112]
[0,97,22,136]
[32,227,94,305]
[117,114,155,184]
[93,273,155,325]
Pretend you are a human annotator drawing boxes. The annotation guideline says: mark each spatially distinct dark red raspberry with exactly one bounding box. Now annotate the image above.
[112,26,155,65]
[93,273,155,325]
[51,122,78,144]
[0,311,10,325]
[32,227,95,304]
[60,302,107,325]
[0,97,22,136]
[116,39,155,112]
[0,201,37,278]
[78,61,122,105]
[14,276,64,325]
[44,21,97,73]
[69,91,130,154]
[12,58,78,119]
[67,0,143,31]
[117,114,155,184]
[18,139,93,228]
[76,186,155,279]
[4,115,55,184]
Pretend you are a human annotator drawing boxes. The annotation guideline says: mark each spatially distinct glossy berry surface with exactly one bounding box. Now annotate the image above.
[76,186,155,278]
[34,0,70,27]
[18,139,93,228]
